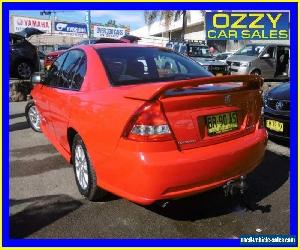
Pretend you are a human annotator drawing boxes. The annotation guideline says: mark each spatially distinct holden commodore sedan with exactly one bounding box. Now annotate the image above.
[27,44,267,205]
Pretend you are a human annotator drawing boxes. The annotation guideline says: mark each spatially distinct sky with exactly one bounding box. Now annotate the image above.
[10,10,146,30]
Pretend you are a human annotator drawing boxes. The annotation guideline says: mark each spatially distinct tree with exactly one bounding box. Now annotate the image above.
[105,19,117,27]
[144,10,189,40]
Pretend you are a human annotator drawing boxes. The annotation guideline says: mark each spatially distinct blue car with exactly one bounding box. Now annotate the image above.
[263,82,290,141]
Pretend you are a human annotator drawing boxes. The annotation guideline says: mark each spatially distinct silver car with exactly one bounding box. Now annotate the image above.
[227,44,289,80]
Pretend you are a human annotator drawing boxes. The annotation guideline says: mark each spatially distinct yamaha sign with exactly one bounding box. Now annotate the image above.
[54,21,88,37]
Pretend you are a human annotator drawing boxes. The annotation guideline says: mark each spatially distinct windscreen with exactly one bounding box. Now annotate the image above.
[215,53,229,60]
[97,47,212,86]
[235,45,265,57]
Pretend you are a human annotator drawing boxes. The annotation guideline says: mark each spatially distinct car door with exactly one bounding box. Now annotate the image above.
[47,49,87,151]
[36,52,68,137]
[276,46,290,77]
[259,45,276,79]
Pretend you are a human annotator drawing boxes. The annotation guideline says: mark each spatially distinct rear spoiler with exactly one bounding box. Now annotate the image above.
[124,75,263,101]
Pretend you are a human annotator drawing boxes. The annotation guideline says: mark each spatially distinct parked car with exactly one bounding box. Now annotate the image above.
[10,28,44,79]
[166,40,228,76]
[214,52,234,63]
[227,44,290,80]
[264,82,290,140]
[120,34,141,43]
[55,45,72,51]
[44,38,126,70]
[44,50,65,70]
[26,44,267,205]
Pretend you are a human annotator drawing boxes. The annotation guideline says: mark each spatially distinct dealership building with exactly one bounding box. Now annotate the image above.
[130,11,248,52]
[130,10,289,52]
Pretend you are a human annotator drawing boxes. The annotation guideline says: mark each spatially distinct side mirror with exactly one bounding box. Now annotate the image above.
[31,72,45,85]
[261,53,270,59]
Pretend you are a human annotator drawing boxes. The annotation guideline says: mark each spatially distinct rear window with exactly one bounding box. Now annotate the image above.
[97,47,212,86]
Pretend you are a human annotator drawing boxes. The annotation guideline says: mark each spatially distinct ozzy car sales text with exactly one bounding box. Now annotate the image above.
[206,12,289,40]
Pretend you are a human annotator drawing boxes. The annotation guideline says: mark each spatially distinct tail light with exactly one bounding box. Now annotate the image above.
[123,101,174,142]
[258,112,265,129]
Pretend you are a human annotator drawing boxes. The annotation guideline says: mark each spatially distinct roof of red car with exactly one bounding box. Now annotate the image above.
[46,43,165,56]
[90,43,157,50]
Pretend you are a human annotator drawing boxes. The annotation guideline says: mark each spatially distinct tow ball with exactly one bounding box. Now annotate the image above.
[223,176,247,197]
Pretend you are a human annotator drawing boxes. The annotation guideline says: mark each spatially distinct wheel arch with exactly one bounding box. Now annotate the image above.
[250,68,261,75]
[67,127,78,163]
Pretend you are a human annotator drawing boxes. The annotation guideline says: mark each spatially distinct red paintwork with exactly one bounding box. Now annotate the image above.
[31,44,267,205]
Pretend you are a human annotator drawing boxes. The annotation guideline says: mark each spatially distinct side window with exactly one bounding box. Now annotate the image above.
[44,52,68,86]
[10,36,24,45]
[58,50,84,89]
[71,56,87,90]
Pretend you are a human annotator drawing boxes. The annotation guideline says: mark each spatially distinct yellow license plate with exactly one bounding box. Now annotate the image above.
[216,73,223,76]
[206,112,238,136]
[266,119,284,132]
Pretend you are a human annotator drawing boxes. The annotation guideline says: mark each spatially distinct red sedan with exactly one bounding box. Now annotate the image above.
[27,44,267,205]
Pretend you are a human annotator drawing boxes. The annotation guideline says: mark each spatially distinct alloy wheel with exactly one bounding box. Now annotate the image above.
[28,105,41,131]
[74,144,89,190]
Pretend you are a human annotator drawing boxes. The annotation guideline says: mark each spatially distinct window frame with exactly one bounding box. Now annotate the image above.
[45,48,87,91]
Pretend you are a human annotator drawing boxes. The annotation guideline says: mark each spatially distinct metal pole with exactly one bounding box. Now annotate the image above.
[85,10,91,38]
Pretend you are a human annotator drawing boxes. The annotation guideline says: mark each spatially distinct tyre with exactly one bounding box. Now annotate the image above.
[15,60,33,79]
[250,69,261,76]
[25,101,41,132]
[71,134,107,201]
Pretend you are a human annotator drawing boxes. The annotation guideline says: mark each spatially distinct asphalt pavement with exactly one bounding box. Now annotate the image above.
[9,101,290,239]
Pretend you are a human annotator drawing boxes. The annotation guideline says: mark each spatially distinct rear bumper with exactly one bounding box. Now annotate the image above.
[96,128,268,205]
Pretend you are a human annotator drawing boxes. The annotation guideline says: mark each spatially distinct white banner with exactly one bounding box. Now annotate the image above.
[93,26,125,39]
[13,16,52,34]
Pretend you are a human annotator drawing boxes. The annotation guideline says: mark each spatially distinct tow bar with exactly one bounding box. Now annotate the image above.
[223,176,247,197]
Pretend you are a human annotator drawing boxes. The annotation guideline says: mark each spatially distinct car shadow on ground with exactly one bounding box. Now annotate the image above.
[9,121,29,132]
[146,149,289,221]
[9,113,25,119]
[10,144,69,177]
[10,195,83,238]
[269,137,290,147]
